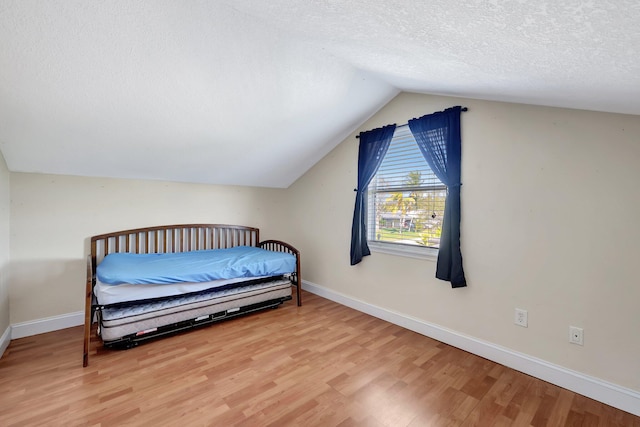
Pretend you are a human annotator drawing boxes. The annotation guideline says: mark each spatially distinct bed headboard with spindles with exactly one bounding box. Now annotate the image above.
[90,223,260,267]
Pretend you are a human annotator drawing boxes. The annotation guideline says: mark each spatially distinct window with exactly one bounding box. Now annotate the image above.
[351,106,465,285]
[366,126,445,258]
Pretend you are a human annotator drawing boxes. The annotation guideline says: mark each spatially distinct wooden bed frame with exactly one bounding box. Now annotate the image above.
[83,224,301,367]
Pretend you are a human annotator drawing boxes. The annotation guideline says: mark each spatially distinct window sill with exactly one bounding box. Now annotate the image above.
[368,241,438,261]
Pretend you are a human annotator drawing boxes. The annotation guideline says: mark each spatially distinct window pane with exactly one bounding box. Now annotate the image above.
[367,127,445,249]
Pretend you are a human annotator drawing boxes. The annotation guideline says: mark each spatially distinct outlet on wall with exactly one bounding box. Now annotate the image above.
[514,308,528,327]
[569,326,584,345]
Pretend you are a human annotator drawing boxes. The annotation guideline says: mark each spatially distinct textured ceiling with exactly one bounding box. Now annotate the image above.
[1,1,639,188]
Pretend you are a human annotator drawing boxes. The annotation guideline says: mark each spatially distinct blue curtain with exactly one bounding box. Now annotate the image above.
[350,124,396,265]
[408,106,466,287]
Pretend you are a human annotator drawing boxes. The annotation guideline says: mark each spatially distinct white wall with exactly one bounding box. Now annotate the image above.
[8,173,286,324]
[0,151,9,337]
[282,92,640,393]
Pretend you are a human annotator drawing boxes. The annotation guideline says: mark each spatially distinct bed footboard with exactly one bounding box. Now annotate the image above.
[258,240,302,307]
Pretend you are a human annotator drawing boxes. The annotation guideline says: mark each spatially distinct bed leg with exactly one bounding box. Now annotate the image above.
[83,309,90,367]
[83,256,93,367]
[296,257,302,306]
[295,267,302,306]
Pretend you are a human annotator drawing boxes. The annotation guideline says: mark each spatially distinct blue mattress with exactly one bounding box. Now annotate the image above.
[97,246,296,285]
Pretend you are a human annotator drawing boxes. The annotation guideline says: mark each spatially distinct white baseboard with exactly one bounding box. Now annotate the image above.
[10,311,84,339]
[0,325,10,358]
[302,280,640,417]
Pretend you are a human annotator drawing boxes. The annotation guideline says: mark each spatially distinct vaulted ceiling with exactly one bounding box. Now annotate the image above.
[1,1,639,188]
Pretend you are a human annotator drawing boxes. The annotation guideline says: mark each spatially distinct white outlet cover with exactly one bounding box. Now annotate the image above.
[515,308,528,327]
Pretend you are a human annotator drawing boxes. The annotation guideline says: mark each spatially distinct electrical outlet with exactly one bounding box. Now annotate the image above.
[569,326,584,345]
[514,308,528,327]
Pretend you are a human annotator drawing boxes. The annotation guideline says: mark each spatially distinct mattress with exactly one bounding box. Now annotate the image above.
[99,278,292,342]
[97,246,296,284]
[94,274,287,306]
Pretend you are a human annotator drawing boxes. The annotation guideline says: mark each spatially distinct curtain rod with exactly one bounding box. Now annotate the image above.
[356,106,467,138]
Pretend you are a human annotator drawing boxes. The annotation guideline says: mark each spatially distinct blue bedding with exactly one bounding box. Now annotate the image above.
[97,246,296,285]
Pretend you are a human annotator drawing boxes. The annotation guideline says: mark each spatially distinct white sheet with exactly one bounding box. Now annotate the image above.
[94,275,275,306]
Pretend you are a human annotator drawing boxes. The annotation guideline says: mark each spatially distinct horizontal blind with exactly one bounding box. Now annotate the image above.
[372,126,442,191]
[367,126,446,248]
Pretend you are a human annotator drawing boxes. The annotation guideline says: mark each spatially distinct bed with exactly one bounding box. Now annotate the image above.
[83,224,301,367]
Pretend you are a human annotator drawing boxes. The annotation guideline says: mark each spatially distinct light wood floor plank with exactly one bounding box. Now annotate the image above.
[1,291,638,426]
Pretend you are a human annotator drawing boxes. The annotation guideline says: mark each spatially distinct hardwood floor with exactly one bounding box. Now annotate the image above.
[1,291,638,426]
